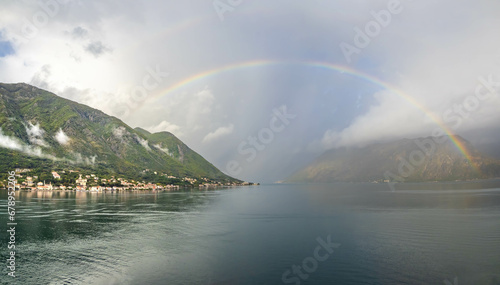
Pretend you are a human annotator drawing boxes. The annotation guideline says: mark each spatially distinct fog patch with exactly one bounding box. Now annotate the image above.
[0,128,58,160]
[135,135,151,151]
[154,144,173,157]
[54,128,71,145]
[25,122,48,147]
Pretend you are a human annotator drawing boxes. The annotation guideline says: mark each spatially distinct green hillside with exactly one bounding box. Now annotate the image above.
[0,82,239,183]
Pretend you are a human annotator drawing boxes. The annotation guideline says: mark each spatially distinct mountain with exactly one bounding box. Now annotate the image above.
[477,142,500,160]
[287,136,500,183]
[0,82,239,183]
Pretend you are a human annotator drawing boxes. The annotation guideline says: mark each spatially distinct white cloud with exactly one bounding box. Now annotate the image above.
[1,0,500,182]
[0,128,99,164]
[314,2,500,152]
[138,88,218,139]
[147,120,180,134]
[85,41,112,57]
[317,91,434,149]
[25,122,48,147]
[54,128,71,145]
[72,152,97,165]
[0,128,57,160]
[0,128,23,151]
[134,135,151,151]
[202,124,234,143]
[154,144,173,156]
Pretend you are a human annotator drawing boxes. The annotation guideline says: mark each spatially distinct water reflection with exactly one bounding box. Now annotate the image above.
[1,184,499,284]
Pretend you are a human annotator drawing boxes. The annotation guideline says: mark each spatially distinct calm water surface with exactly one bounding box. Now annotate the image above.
[1,181,500,285]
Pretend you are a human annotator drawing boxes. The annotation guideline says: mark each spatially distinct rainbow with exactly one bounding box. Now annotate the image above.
[151,59,480,172]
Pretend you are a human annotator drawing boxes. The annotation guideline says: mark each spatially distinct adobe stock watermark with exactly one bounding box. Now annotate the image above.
[384,72,500,191]
[281,235,340,284]
[225,105,296,176]
[213,0,243,21]
[340,0,412,63]
[442,74,500,130]
[6,171,17,278]
[112,65,169,118]
[12,0,70,43]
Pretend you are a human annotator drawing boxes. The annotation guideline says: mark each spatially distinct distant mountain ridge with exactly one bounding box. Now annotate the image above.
[0,82,239,182]
[287,136,500,183]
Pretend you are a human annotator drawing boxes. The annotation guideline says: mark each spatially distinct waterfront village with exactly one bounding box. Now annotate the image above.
[2,168,257,192]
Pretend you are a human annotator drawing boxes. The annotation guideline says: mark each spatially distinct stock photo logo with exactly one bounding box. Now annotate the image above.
[226,105,296,176]
[282,235,340,284]
[11,0,71,43]
[111,65,169,118]
[339,0,412,63]
[213,0,244,21]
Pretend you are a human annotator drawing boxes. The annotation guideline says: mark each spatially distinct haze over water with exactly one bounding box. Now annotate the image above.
[1,182,500,285]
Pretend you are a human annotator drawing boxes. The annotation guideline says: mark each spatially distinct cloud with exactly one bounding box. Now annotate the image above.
[314,91,432,149]
[72,152,97,165]
[202,124,234,143]
[30,64,52,90]
[54,128,71,145]
[25,122,48,147]
[70,26,88,38]
[0,128,99,164]
[147,120,180,134]
[0,123,102,166]
[134,135,151,151]
[310,1,500,152]
[138,89,218,139]
[154,144,173,156]
[1,0,500,182]
[0,128,58,160]
[0,128,23,151]
[85,41,111,57]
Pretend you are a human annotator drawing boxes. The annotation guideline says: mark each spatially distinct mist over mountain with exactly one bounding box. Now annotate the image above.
[478,143,500,159]
[287,136,500,183]
[0,82,239,182]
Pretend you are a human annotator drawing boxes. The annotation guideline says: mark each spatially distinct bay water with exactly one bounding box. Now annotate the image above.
[1,181,500,284]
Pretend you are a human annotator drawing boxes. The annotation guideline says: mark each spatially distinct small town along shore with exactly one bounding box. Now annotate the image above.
[2,168,258,192]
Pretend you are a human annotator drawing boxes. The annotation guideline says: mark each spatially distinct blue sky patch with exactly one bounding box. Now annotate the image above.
[0,41,14,57]
[0,31,14,57]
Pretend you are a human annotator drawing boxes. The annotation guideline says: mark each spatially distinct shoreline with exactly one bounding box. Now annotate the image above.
[0,183,260,193]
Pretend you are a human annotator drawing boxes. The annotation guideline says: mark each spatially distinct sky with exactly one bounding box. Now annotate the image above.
[1,0,500,182]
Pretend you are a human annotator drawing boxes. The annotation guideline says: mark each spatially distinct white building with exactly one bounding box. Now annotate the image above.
[52,172,61,179]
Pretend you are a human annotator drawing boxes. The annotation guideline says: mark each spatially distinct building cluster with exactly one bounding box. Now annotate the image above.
[4,168,250,192]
